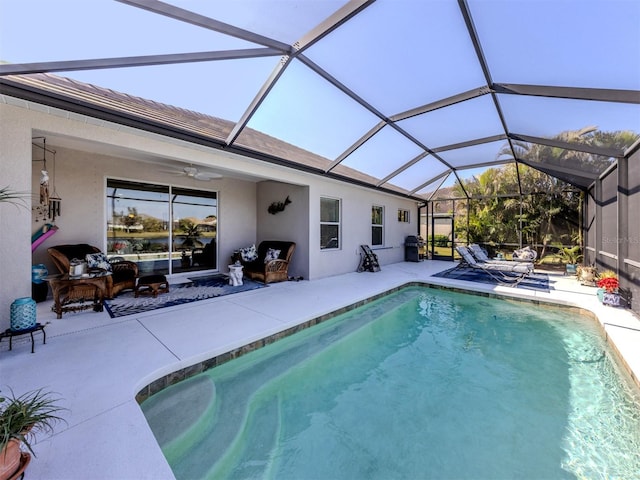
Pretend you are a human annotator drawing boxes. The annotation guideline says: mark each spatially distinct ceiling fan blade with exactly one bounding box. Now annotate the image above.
[159,169,186,176]
[195,171,222,180]
[159,165,221,180]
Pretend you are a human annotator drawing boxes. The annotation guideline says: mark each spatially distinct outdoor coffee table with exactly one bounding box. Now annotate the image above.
[46,272,110,319]
[135,274,169,298]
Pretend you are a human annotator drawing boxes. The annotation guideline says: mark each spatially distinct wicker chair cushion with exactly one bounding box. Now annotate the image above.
[86,252,112,272]
[264,248,281,263]
[239,244,258,262]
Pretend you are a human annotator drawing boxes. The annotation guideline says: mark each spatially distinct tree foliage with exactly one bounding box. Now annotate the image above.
[453,164,579,252]
[448,126,639,251]
[448,127,639,253]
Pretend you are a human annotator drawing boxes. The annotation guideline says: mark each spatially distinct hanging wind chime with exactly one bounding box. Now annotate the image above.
[33,137,61,222]
[48,148,61,220]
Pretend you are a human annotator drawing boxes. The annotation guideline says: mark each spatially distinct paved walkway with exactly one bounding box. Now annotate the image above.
[1,261,638,480]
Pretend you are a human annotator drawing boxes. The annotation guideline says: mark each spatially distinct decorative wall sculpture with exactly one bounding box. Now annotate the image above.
[268,195,291,215]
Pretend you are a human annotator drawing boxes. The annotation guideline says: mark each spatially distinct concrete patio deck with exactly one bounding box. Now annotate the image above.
[1,260,639,480]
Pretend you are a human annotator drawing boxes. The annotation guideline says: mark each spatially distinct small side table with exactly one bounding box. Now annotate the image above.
[228,264,244,286]
[0,324,46,353]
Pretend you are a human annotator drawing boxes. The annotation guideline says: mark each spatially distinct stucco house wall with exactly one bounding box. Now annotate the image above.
[256,181,310,280]
[29,144,259,280]
[309,181,417,279]
[0,98,419,330]
[0,110,33,328]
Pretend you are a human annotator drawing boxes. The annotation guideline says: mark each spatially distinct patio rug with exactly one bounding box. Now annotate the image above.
[432,266,550,292]
[104,274,267,318]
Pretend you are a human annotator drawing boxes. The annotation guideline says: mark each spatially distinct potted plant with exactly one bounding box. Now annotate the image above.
[559,245,583,275]
[0,388,65,480]
[596,271,620,306]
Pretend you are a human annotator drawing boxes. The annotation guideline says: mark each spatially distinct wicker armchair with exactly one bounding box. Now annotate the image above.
[47,244,138,298]
[239,241,296,284]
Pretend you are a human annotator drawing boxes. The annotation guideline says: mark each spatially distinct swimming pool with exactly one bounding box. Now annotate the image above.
[141,286,640,479]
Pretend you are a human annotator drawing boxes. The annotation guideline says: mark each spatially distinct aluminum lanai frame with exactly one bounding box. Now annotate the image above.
[0,0,638,202]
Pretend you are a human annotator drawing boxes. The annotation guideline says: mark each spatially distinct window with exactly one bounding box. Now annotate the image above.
[320,197,340,249]
[372,205,384,246]
[107,179,217,275]
[398,209,410,223]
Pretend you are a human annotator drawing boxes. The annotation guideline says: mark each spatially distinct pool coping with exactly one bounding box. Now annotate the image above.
[3,261,639,480]
[135,280,640,405]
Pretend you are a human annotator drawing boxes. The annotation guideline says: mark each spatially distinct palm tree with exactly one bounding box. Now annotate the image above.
[441,127,634,255]
[501,126,638,177]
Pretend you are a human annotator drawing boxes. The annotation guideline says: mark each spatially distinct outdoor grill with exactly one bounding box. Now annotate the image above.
[405,235,424,262]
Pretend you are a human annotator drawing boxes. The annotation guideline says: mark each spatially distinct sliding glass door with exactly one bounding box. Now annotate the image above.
[171,187,217,274]
[107,179,217,276]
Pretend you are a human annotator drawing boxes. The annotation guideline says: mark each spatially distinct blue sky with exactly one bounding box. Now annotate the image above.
[1,0,639,190]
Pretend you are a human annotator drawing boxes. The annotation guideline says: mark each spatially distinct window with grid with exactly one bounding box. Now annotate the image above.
[372,205,384,246]
[320,197,341,249]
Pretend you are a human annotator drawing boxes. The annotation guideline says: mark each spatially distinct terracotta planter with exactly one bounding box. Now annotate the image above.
[0,439,21,480]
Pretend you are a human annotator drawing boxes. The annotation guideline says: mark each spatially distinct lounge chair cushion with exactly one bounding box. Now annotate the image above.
[513,246,537,261]
[468,244,492,262]
[456,246,531,275]
[468,244,534,272]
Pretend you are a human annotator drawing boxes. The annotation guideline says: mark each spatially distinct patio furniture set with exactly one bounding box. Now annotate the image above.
[41,241,296,318]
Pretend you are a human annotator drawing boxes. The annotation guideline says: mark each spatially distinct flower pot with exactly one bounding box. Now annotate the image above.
[0,439,21,480]
[603,292,621,307]
[565,263,577,276]
[596,288,606,302]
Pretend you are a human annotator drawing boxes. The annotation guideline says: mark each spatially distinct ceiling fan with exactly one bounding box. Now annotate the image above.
[161,165,222,181]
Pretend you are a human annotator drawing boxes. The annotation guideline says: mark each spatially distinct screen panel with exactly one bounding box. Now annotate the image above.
[600,168,618,256]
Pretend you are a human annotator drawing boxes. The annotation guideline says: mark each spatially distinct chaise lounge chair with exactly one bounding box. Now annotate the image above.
[455,246,531,285]
[468,244,534,273]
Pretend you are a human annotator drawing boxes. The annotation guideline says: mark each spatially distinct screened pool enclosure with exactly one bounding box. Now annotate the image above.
[1,0,639,312]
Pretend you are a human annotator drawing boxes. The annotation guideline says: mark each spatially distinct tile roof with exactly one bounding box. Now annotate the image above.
[2,73,414,198]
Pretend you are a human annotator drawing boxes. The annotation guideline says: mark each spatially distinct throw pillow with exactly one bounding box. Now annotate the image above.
[264,248,281,263]
[85,252,112,272]
[514,247,535,260]
[240,244,258,262]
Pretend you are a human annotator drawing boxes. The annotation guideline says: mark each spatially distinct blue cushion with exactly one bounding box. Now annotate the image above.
[86,252,112,272]
[240,244,258,262]
[265,248,281,263]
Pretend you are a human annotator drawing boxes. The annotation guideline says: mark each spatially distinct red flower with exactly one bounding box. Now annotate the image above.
[597,277,619,293]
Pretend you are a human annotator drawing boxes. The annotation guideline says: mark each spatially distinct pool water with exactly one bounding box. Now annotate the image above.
[141,287,640,480]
